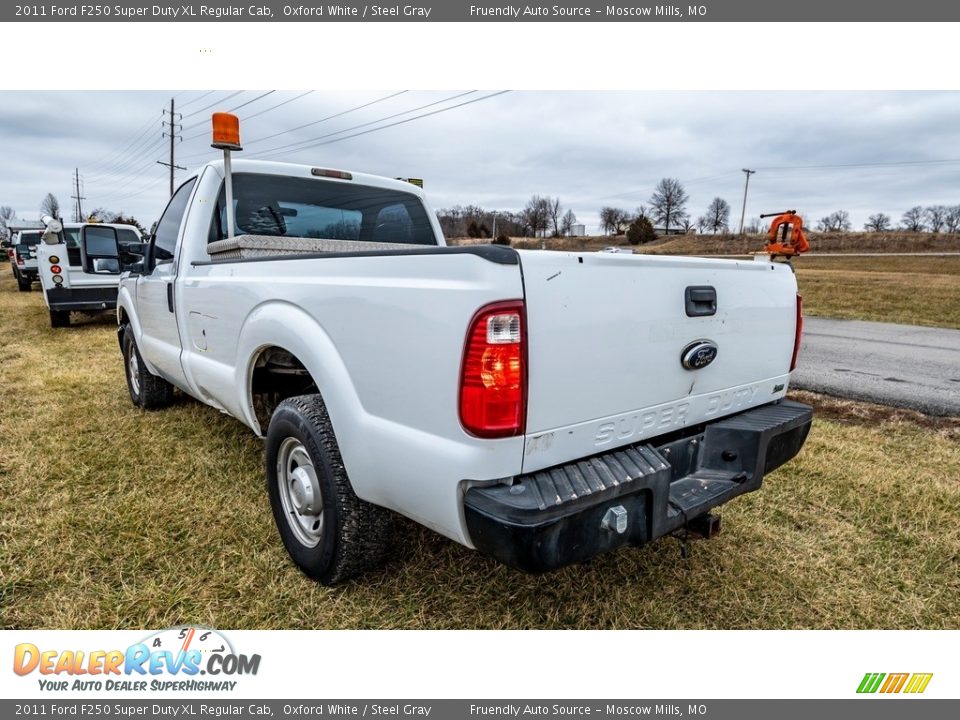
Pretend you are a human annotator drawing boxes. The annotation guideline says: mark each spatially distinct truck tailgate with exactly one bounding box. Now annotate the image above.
[518,250,799,472]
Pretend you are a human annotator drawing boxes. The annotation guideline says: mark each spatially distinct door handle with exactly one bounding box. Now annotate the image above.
[166,282,174,313]
[685,286,717,317]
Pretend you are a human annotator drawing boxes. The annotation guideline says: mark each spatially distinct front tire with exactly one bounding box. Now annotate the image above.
[266,394,392,585]
[50,310,70,327]
[122,327,174,409]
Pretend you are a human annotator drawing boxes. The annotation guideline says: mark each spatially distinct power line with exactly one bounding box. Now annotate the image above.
[243,90,408,147]
[226,90,275,113]
[258,91,510,158]
[246,91,478,158]
[755,157,960,172]
[180,90,246,119]
[87,136,166,183]
[243,90,314,122]
[109,175,168,203]
[176,90,407,162]
[176,90,217,109]
[180,90,277,134]
[178,90,313,142]
[84,112,161,175]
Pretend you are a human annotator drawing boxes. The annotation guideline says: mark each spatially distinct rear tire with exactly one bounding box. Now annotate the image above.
[49,310,70,327]
[122,326,174,409]
[266,394,393,585]
[16,272,30,292]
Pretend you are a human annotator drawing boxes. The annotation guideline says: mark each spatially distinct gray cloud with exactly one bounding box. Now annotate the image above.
[1,90,958,233]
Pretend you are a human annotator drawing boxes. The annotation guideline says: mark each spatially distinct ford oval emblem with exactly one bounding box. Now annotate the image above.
[681,340,718,370]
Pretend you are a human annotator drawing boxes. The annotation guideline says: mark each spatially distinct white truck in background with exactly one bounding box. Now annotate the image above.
[37,220,143,327]
[10,229,41,291]
[109,125,811,584]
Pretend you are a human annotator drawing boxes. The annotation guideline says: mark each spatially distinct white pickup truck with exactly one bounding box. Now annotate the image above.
[111,156,811,584]
[37,221,143,327]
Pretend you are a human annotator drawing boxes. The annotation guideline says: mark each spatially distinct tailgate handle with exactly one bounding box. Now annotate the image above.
[685,286,717,317]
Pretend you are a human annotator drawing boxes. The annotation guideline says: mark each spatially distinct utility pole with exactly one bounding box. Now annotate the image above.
[738,168,755,235]
[70,168,86,222]
[158,98,185,195]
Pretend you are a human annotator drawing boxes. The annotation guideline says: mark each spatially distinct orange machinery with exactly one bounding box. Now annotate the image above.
[759,211,810,259]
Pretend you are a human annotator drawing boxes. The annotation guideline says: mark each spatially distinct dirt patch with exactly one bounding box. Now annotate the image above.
[790,389,960,441]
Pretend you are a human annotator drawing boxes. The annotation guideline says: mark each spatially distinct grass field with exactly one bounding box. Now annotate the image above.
[796,255,960,328]
[452,236,960,329]
[1,272,958,630]
[452,231,960,256]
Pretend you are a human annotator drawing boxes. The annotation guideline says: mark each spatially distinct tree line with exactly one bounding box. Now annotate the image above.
[0,192,147,241]
[437,197,579,242]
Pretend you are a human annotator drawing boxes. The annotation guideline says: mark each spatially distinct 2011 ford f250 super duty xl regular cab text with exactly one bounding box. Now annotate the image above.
[110,150,811,584]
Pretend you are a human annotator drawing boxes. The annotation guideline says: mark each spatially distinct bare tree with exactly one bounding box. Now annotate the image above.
[744,217,761,234]
[599,206,630,235]
[546,197,563,237]
[649,178,689,234]
[925,205,948,233]
[560,208,577,236]
[695,215,709,234]
[864,213,892,232]
[0,205,14,242]
[522,195,551,238]
[946,205,960,234]
[704,197,731,234]
[901,206,926,232]
[40,193,61,219]
[634,204,649,220]
[833,210,851,232]
[816,210,852,232]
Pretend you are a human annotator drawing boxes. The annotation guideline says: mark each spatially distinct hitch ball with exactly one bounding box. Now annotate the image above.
[601,505,628,534]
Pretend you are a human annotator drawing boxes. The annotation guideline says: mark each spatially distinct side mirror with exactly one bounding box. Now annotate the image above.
[41,215,63,245]
[81,225,121,274]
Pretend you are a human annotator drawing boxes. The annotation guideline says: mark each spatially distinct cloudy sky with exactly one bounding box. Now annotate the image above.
[1,90,959,233]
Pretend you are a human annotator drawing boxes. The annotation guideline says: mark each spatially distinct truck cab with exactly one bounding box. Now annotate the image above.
[37,221,143,327]
[11,230,41,291]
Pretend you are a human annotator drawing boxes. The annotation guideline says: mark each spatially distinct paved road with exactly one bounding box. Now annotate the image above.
[792,317,960,416]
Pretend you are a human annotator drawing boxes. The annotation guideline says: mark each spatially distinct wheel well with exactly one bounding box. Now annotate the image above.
[118,307,128,326]
[250,346,319,432]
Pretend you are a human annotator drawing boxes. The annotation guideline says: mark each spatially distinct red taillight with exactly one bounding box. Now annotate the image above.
[459,300,526,438]
[790,293,803,372]
[50,265,62,274]
[16,254,24,265]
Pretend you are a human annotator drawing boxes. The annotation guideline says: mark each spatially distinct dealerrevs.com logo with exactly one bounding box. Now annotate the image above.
[857,673,933,694]
[13,627,261,692]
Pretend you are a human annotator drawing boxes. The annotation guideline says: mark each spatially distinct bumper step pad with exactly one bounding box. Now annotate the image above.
[464,400,813,572]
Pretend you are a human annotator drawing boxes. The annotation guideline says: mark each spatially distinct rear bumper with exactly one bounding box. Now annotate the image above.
[464,399,813,572]
[45,286,118,312]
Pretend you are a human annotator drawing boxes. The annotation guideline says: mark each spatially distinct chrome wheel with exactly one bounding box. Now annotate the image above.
[128,347,141,397]
[276,437,325,547]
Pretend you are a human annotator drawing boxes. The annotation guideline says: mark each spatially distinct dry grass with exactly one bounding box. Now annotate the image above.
[795,255,960,328]
[450,231,960,256]
[453,237,960,329]
[1,273,958,630]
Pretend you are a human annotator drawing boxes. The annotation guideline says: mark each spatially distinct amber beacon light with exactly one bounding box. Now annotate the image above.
[211,112,242,150]
[211,112,243,239]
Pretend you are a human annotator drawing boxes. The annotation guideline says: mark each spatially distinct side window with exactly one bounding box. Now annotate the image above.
[152,178,197,263]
